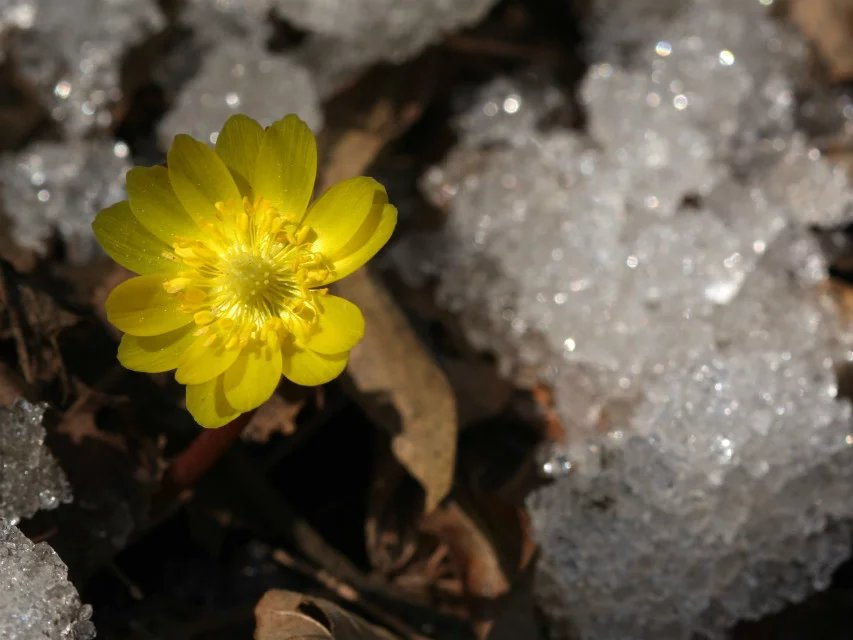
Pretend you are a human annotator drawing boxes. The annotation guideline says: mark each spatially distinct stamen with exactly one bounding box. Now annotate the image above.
[165,195,330,353]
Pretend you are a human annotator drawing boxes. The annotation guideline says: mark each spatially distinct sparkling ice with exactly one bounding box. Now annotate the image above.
[0,399,71,525]
[0,522,95,640]
[398,0,853,636]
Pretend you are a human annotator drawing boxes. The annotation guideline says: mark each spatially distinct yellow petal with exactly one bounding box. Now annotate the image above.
[303,295,364,354]
[117,324,196,373]
[303,177,387,261]
[281,345,348,386]
[105,274,192,336]
[167,134,242,223]
[215,114,264,192]
[252,115,317,218]
[92,201,180,275]
[126,165,199,244]
[223,343,282,412]
[322,203,397,284]
[175,336,241,385]
[186,376,241,429]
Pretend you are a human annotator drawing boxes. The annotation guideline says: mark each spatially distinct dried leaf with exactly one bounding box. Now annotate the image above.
[420,495,539,640]
[789,0,853,82]
[0,362,26,407]
[0,260,77,393]
[337,270,457,513]
[365,451,421,573]
[254,590,400,640]
[421,501,511,602]
[242,392,306,443]
[443,358,515,428]
[317,72,454,512]
[317,80,427,193]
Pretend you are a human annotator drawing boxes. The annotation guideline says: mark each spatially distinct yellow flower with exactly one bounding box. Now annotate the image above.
[93,114,396,428]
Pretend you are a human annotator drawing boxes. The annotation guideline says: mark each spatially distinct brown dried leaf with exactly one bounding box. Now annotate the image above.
[255,590,400,640]
[365,450,422,574]
[317,70,454,512]
[0,362,27,407]
[0,260,77,393]
[317,72,427,193]
[242,392,305,443]
[789,0,853,82]
[337,269,457,514]
[421,501,511,639]
[443,358,515,428]
[421,501,511,602]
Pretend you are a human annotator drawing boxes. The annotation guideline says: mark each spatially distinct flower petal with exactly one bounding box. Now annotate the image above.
[322,203,397,284]
[303,177,386,261]
[126,165,199,244]
[92,201,180,275]
[215,114,264,193]
[303,295,364,354]
[223,343,282,412]
[167,134,242,223]
[105,274,192,336]
[175,337,241,385]
[117,324,197,373]
[186,375,241,429]
[281,345,348,386]
[252,115,317,218]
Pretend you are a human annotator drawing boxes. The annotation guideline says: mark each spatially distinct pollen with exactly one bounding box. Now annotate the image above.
[166,196,331,351]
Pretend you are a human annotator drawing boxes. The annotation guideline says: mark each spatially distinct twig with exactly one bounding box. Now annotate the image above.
[272,548,430,640]
[224,450,470,638]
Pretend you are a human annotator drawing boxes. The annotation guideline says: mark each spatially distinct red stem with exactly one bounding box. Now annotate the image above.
[155,412,252,506]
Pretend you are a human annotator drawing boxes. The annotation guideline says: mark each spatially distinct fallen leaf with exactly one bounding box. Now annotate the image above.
[421,500,511,639]
[315,65,455,513]
[255,590,400,640]
[242,391,306,443]
[531,384,565,442]
[0,259,77,394]
[443,358,515,428]
[421,501,511,600]
[317,69,429,193]
[0,362,27,406]
[365,450,422,574]
[337,269,457,514]
[789,0,853,82]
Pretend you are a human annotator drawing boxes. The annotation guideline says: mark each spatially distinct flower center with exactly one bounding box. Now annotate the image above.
[163,196,331,351]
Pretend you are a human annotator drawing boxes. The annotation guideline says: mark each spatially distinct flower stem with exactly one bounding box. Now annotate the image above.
[153,412,252,510]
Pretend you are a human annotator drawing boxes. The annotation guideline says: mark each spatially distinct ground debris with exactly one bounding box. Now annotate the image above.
[255,589,401,640]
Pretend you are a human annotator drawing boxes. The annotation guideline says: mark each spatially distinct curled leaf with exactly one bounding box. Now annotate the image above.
[254,590,399,640]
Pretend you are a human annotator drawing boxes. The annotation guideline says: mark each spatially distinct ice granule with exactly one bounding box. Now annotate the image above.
[10,0,163,137]
[397,0,853,635]
[0,521,95,640]
[0,138,130,263]
[275,0,497,61]
[164,0,500,102]
[157,40,322,149]
[155,0,274,95]
[452,75,566,149]
[530,335,853,638]
[182,0,272,46]
[755,134,853,228]
[0,1,34,34]
[581,0,807,189]
[0,1,34,62]
[0,399,70,525]
[287,0,499,97]
[586,0,794,67]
